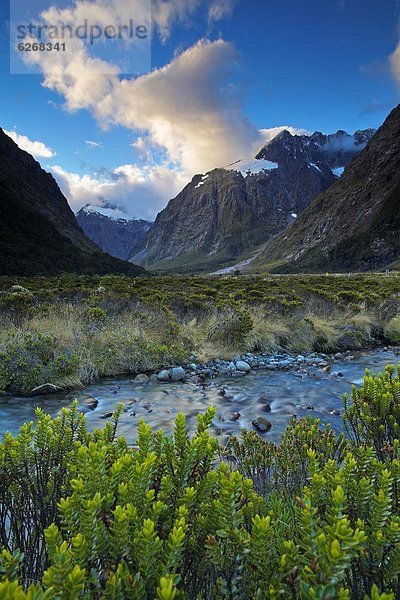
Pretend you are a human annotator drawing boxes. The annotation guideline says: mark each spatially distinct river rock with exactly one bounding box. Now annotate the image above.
[84,397,98,410]
[100,412,113,419]
[252,416,272,432]
[279,360,292,368]
[157,370,170,382]
[30,383,62,395]
[170,367,186,382]
[134,374,150,384]
[229,412,241,421]
[260,403,272,413]
[235,360,251,373]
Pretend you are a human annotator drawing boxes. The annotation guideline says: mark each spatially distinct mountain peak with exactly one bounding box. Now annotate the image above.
[255,104,400,273]
[76,205,151,260]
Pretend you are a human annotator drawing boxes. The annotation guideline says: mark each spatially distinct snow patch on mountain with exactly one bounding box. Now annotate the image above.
[332,167,345,177]
[81,205,134,222]
[224,158,278,176]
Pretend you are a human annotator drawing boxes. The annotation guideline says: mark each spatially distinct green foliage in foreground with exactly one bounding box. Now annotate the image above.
[2,367,400,598]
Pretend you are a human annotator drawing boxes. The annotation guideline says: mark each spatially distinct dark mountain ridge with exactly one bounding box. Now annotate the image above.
[0,128,145,276]
[254,105,400,273]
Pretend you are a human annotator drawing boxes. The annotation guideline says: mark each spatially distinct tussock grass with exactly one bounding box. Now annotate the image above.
[384,316,400,343]
[245,311,291,353]
[0,273,399,393]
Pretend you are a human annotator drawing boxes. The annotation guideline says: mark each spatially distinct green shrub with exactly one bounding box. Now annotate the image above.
[2,360,400,596]
[344,364,400,457]
[0,289,36,326]
[384,316,400,344]
[83,305,108,325]
[0,332,79,394]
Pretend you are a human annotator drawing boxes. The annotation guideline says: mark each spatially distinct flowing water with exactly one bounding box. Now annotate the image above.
[1,349,398,444]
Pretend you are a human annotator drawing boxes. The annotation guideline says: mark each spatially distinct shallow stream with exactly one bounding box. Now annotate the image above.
[1,349,398,444]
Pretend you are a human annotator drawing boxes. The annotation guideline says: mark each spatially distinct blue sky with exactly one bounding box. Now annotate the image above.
[0,0,399,219]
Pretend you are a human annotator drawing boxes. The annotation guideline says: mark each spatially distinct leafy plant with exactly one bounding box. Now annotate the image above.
[344,364,400,457]
[1,364,400,598]
[0,332,79,394]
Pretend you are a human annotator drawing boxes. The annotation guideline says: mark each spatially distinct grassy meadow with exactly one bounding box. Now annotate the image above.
[0,273,399,395]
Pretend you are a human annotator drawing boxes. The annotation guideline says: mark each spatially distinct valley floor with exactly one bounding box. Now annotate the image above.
[0,273,399,395]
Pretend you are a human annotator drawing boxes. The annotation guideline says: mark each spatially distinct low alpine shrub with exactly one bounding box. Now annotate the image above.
[1,365,400,598]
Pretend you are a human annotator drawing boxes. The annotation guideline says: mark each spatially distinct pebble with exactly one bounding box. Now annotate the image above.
[143,349,353,387]
[100,412,113,419]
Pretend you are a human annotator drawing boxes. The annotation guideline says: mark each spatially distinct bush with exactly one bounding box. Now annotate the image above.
[0,332,79,394]
[2,366,400,597]
[0,289,36,327]
[344,364,400,458]
[384,316,400,344]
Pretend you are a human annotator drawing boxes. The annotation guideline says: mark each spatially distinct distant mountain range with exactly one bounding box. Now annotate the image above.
[76,205,151,260]
[3,105,398,278]
[251,104,400,273]
[0,128,146,276]
[129,127,375,273]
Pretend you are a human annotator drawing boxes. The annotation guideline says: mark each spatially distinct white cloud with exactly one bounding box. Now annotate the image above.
[4,129,56,158]
[390,41,400,85]
[258,126,311,145]
[152,0,201,42]
[85,140,103,148]
[52,162,188,220]
[152,0,238,42]
[208,0,238,21]
[21,0,320,219]
[29,37,262,174]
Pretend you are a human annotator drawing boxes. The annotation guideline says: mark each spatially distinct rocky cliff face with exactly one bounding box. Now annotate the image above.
[254,105,400,273]
[0,128,146,276]
[76,206,151,260]
[130,129,375,273]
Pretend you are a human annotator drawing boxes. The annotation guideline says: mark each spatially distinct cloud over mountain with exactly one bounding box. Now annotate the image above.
[52,162,187,220]
[4,130,56,159]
